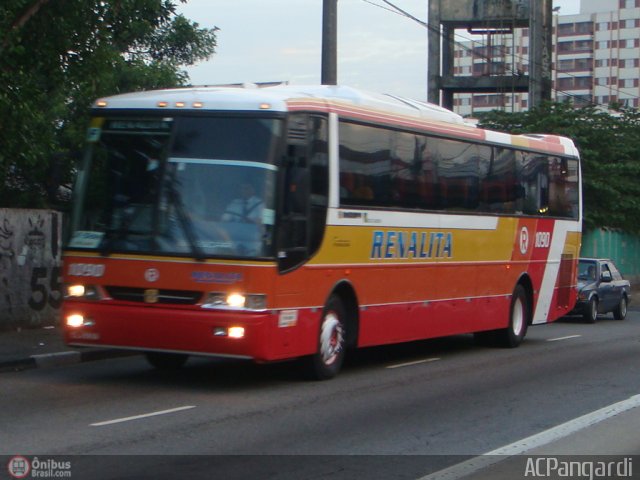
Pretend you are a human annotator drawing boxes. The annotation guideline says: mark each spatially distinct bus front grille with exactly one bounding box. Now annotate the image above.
[105,286,203,305]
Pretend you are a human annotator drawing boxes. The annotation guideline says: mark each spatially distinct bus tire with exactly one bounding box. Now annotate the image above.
[145,352,189,370]
[306,295,347,380]
[495,284,529,348]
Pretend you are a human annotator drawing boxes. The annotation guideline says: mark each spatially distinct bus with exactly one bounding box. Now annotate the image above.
[62,84,582,379]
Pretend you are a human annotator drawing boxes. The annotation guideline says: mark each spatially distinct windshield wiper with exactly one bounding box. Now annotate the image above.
[165,178,205,262]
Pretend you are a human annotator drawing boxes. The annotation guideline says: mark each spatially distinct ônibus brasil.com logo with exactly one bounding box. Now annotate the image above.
[7,456,30,479]
[7,456,72,478]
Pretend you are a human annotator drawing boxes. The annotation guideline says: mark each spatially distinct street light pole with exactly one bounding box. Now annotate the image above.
[321,0,338,85]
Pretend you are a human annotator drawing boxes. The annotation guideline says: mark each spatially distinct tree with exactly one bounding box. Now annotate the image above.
[478,102,640,234]
[0,0,217,208]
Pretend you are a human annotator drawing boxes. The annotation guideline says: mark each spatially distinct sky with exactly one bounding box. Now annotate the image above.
[177,0,582,101]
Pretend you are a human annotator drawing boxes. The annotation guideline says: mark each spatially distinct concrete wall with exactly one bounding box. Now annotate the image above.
[0,209,63,329]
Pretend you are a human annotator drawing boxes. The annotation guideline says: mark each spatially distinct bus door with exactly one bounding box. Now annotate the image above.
[273,113,329,356]
[277,114,328,274]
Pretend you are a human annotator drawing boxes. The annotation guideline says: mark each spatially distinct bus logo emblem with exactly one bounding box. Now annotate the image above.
[144,268,160,282]
[144,289,159,304]
[519,227,529,255]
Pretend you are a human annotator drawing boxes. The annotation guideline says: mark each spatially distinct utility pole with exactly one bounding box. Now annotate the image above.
[321,0,338,85]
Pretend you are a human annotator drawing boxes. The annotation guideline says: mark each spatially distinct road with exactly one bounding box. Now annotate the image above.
[2,310,640,479]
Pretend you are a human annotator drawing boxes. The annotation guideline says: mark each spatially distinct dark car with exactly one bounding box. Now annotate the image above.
[572,258,631,322]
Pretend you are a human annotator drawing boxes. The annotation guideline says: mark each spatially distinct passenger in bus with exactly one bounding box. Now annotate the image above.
[221,182,263,224]
[352,175,374,201]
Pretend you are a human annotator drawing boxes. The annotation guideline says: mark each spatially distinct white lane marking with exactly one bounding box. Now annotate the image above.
[386,358,440,369]
[416,394,640,480]
[547,335,582,342]
[90,405,196,427]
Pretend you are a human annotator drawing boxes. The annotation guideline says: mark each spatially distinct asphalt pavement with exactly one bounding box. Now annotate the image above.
[2,306,640,477]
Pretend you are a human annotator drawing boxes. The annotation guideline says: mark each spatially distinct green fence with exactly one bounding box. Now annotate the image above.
[581,228,640,282]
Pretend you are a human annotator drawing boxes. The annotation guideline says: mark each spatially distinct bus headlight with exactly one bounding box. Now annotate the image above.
[65,284,101,300]
[212,326,246,338]
[67,314,85,327]
[226,293,246,308]
[228,327,245,338]
[203,292,267,311]
[65,314,96,328]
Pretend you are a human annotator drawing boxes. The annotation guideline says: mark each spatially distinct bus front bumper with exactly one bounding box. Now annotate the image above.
[62,302,284,362]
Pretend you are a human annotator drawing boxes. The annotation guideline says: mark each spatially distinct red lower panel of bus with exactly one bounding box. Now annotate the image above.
[356,295,510,347]
[62,303,319,362]
[63,291,556,363]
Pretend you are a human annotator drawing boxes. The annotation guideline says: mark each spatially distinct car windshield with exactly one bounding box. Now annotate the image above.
[68,115,282,259]
[578,260,597,281]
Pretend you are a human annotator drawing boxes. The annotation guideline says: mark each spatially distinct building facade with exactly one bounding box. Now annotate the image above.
[452,0,640,116]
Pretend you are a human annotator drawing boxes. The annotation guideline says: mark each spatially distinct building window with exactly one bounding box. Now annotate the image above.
[620,78,637,88]
[575,22,593,34]
[571,95,592,106]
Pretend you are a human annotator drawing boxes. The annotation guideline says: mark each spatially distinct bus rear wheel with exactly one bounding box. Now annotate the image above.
[306,295,346,380]
[495,284,529,348]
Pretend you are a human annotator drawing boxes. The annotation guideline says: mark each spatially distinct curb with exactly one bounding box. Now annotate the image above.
[0,349,138,373]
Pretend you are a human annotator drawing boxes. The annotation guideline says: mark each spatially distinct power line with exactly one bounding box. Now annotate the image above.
[361,0,406,18]
[360,0,639,108]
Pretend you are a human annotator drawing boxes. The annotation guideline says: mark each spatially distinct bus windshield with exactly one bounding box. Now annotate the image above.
[68,115,283,259]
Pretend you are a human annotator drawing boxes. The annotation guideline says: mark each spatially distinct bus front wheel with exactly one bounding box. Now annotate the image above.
[306,295,346,380]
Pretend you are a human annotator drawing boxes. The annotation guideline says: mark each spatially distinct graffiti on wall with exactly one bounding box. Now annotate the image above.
[0,209,62,328]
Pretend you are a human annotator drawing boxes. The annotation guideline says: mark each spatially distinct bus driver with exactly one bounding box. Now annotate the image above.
[221,182,263,224]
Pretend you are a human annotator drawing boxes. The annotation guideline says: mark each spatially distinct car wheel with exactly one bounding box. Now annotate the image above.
[613,295,628,320]
[584,297,598,323]
[145,352,189,370]
[306,295,346,380]
[495,284,529,348]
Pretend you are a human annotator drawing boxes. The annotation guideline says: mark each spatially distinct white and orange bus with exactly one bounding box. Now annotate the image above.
[63,85,582,379]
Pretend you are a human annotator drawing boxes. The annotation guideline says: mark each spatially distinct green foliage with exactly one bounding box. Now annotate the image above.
[0,0,217,208]
[478,102,640,234]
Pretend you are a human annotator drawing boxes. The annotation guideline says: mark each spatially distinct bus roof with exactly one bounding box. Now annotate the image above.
[93,84,579,158]
[94,84,463,121]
